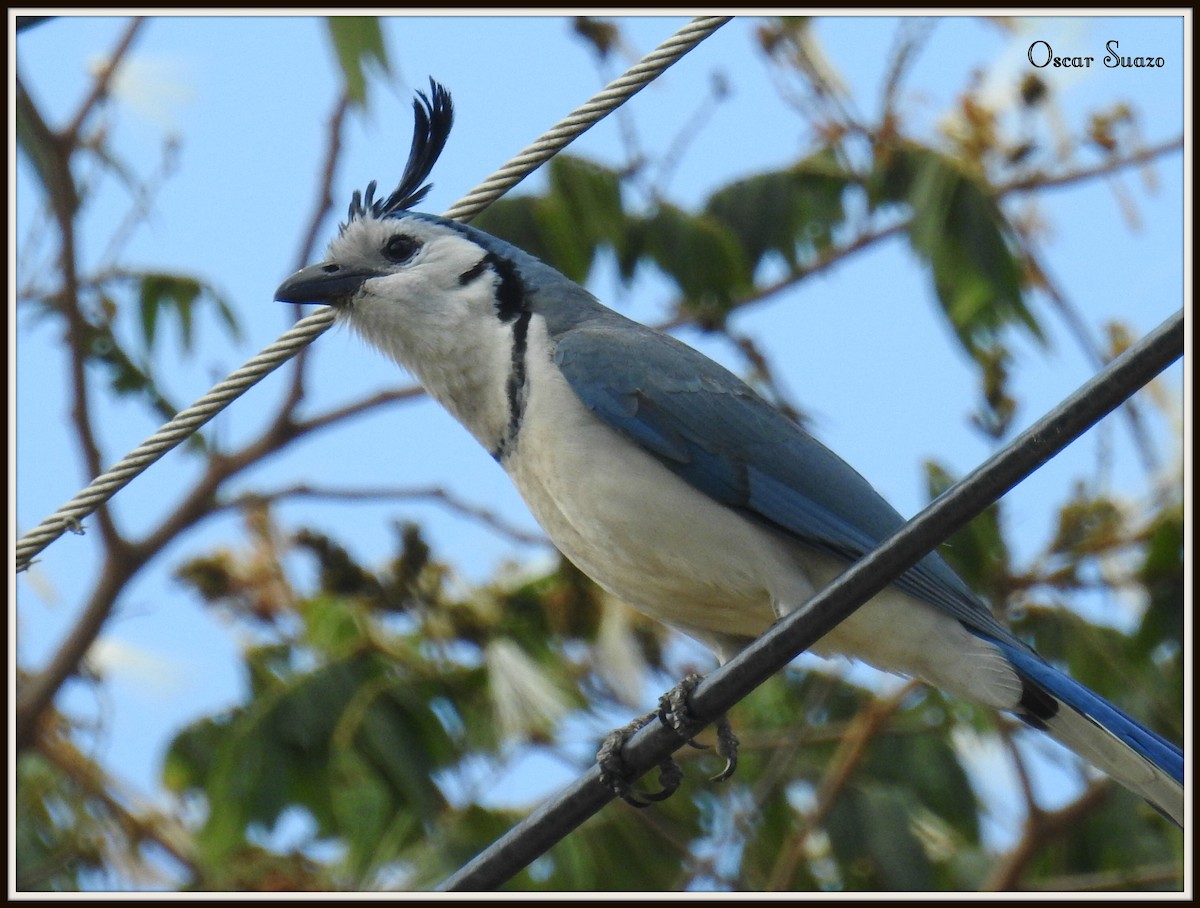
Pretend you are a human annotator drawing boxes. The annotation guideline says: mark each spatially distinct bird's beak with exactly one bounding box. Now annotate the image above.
[274,262,379,306]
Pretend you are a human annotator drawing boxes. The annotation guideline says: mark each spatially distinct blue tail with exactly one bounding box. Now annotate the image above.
[990,638,1183,825]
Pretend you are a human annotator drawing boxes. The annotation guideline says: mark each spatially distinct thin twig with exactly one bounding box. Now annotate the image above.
[223,483,547,546]
[290,384,427,434]
[63,17,146,145]
[36,729,198,880]
[997,136,1182,194]
[284,91,353,416]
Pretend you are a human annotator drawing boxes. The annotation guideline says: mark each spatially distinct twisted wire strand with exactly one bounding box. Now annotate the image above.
[15,308,337,569]
[15,15,732,572]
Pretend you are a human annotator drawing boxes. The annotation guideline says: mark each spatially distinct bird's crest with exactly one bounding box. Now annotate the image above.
[344,78,454,229]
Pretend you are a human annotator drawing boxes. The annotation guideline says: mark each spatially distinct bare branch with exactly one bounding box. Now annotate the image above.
[63,17,147,145]
[17,556,133,751]
[981,780,1113,891]
[880,17,936,120]
[997,136,1182,195]
[36,729,198,880]
[656,221,908,333]
[294,91,353,272]
[282,91,353,419]
[224,483,548,546]
[291,384,428,434]
[16,73,129,559]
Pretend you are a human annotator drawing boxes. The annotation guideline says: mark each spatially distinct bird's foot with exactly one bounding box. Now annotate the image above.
[657,673,740,783]
[598,673,741,807]
[597,712,684,808]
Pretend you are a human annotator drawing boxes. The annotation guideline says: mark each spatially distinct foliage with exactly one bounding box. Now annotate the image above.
[14,14,1183,893]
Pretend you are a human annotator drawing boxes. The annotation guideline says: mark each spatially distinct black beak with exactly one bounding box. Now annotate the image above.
[274,262,379,305]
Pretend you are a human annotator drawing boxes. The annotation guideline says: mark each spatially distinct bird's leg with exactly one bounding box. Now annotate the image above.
[597,711,684,807]
[656,673,740,783]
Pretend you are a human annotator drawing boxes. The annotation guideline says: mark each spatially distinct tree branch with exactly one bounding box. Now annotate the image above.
[980,780,1113,891]
[291,384,427,434]
[996,136,1183,195]
[283,90,353,416]
[36,728,198,880]
[223,483,547,546]
[63,17,146,146]
[17,72,128,560]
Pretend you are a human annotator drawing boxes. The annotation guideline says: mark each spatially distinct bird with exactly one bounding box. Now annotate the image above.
[275,80,1183,826]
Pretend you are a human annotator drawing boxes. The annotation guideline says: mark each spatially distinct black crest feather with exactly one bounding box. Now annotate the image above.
[345,78,454,226]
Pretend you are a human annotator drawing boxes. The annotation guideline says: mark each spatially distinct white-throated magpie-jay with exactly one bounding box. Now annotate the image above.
[275,81,1183,825]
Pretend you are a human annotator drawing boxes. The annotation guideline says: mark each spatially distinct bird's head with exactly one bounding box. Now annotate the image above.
[275,80,600,455]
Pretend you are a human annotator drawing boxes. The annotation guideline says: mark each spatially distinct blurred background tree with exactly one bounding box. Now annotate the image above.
[14,14,1184,892]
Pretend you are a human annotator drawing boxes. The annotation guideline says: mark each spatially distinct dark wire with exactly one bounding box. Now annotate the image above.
[440,307,1184,892]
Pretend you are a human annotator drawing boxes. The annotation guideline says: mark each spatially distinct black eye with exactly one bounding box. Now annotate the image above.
[383,234,421,264]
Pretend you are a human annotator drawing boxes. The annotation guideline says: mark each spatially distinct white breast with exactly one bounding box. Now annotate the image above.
[505,317,1022,709]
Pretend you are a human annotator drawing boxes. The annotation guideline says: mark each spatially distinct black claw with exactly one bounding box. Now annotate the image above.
[642,758,683,803]
[709,713,740,783]
[597,713,683,807]
[598,672,743,806]
[657,673,741,784]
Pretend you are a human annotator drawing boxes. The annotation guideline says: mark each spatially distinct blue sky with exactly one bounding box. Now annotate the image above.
[12,13,1187,880]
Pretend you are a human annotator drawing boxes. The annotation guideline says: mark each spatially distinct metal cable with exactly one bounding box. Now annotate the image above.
[15,307,336,570]
[15,16,732,572]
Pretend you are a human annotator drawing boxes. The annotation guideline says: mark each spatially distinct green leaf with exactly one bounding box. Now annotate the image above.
[642,202,752,327]
[16,753,114,891]
[164,649,457,868]
[546,155,627,257]
[862,727,979,840]
[705,149,847,270]
[137,273,199,351]
[471,195,553,262]
[900,146,1042,357]
[325,17,389,107]
[824,783,934,890]
[134,271,239,352]
[81,319,209,445]
[301,596,372,657]
[471,156,627,284]
[1134,503,1184,653]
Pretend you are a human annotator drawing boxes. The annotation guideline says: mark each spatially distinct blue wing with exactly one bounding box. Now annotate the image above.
[553,319,1015,643]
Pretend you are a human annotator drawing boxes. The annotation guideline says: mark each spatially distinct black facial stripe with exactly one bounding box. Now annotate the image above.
[458,252,527,323]
[494,310,532,462]
[490,255,526,323]
[458,257,489,285]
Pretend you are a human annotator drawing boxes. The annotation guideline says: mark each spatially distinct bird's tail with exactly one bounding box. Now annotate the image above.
[989,638,1184,826]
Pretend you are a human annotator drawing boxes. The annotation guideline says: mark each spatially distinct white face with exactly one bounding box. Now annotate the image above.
[324,215,527,454]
